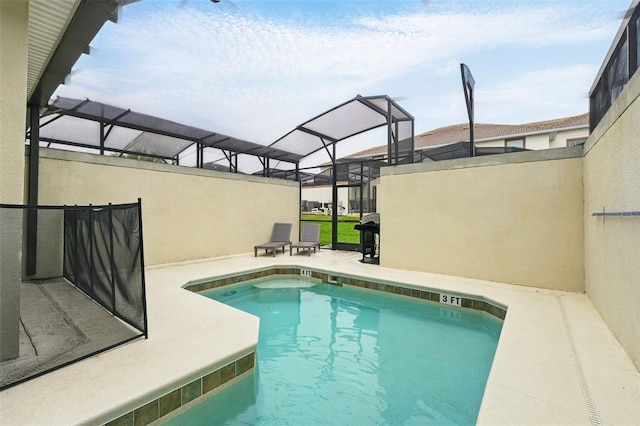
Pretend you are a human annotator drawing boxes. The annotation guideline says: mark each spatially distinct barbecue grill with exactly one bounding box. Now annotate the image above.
[354,213,379,264]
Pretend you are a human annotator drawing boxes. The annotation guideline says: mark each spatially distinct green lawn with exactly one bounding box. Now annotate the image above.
[300,214,360,246]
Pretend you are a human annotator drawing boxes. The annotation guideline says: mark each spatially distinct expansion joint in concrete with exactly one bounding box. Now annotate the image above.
[557,296,602,426]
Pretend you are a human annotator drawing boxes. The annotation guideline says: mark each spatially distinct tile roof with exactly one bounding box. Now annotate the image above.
[350,112,589,158]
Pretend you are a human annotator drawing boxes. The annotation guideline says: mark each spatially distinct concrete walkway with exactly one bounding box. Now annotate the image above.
[0,279,141,389]
[0,251,638,425]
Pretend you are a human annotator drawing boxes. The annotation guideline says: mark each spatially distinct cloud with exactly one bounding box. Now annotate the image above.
[55,0,622,148]
[476,64,595,123]
[355,4,614,50]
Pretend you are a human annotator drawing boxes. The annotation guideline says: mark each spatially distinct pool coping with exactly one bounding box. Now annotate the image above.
[101,265,508,425]
[184,265,507,321]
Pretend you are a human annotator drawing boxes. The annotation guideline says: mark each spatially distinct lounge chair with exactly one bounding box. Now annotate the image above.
[254,223,292,257]
[290,223,321,256]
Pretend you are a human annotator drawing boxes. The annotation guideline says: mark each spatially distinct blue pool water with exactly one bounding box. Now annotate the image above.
[164,277,502,425]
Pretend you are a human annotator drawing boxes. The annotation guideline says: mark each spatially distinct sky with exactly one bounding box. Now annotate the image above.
[53,0,631,165]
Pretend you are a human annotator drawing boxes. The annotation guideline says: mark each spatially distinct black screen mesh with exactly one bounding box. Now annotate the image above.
[63,203,146,332]
[1,201,147,390]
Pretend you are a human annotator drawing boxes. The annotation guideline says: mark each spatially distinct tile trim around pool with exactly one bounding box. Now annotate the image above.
[108,266,506,425]
[184,266,507,321]
[103,353,254,426]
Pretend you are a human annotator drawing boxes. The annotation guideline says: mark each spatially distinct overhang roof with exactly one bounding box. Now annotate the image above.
[40,97,303,163]
[269,95,414,159]
[27,0,123,107]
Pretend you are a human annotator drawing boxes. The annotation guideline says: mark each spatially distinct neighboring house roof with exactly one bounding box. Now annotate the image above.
[349,112,589,159]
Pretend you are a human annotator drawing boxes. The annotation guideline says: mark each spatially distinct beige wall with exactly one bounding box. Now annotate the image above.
[20,208,64,279]
[32,148,300,267]
[0,0,29,361]
[379,148,585,292]
[0,1,28,204]
[583,71,640,369]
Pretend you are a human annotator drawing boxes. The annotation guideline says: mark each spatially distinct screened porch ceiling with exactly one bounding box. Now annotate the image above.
[269,95,414,160]
[38,97,302,165]
[36,95,414,177]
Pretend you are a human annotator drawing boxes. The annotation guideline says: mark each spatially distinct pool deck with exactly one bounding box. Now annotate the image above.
[1,250,638,425]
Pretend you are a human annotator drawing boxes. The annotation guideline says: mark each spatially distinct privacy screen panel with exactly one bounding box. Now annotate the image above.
[63,202,146,333]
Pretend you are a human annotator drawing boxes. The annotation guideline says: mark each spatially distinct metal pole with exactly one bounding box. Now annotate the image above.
[100,122,105,155]
[298,179,302,242]
[62,205,67,278]
[89,205,95,299]
[73,206,79,283]
[460,63,475,157]
[387,99,393,165]
[469,117,475,157]
[331,144,338,250]
[411,117,415,163]
[26,103,40,276]
[137,198,149,338]
[394,119,399,163]
[108,204,116,314]
[297,162,302,242]
[359,162,364,217]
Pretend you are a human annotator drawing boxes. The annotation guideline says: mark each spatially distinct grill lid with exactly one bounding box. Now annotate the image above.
[360,213,380,224]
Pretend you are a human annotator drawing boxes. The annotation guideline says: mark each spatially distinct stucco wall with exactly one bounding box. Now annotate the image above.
[31,148,300,267]
[0,1,27,205]
[378,148,585,292]
[0,0,29,361]
[583,71,640,369]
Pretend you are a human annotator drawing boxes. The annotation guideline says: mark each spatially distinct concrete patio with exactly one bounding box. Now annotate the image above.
[0,250,638,425]
[0,279,141,390]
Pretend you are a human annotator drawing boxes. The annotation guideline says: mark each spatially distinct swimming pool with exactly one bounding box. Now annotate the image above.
[163,274,502,425]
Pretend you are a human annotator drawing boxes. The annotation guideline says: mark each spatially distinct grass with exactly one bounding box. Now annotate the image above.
[300,214,360,246]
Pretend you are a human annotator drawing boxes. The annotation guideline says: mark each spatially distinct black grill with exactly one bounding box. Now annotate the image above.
[354,213,379,264]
